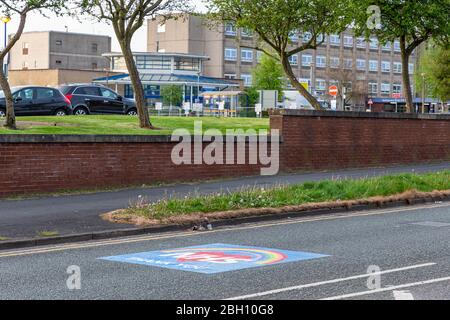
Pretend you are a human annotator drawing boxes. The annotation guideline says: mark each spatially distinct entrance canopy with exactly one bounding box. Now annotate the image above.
[93,73,240,89]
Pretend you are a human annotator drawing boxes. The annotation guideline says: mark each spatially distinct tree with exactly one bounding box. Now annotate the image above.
[415,44,450,103]
[79,0,190,129]
[252,53,285,98]
[207,0,353,110]
[327,69,368,110]
[0,0,66,129]
[354,0,450,112]
[161,85,183,108]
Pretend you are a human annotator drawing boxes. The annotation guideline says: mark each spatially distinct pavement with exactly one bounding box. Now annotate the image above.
[0,202,449,300]
[0,162,449,239]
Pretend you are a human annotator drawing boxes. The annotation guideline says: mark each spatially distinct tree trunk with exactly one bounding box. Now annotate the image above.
[0,12,28,130]
[119,40,153,129]
[0,60,15,129]
[400,37,414,113]
[281,54,322,110]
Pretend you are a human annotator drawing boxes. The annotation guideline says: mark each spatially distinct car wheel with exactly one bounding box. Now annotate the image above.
[55,109,68,116]
[0,109,5,118]
[74,107,88,116]
[127,109,138,116]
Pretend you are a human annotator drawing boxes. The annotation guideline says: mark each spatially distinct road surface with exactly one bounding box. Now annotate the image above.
[0,201,449,300]
[0,162,449,239]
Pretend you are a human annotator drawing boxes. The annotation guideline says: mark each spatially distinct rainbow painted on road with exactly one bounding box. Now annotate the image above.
[100,244,329,274]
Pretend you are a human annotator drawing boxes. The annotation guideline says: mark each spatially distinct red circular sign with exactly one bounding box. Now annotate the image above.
[329,85,338,97]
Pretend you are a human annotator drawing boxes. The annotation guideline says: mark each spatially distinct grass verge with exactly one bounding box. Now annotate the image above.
[0,115,269,135]
[38,231,59,238]
[103,171,450,226]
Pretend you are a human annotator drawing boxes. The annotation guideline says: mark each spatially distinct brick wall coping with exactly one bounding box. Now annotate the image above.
[271,109,450,120]
[0,134,278,144]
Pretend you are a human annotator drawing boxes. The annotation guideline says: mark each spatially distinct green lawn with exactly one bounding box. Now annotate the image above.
[123,171,450,220]
[0,115,269,135]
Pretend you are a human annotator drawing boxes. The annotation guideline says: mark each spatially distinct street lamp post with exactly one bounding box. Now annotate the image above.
[1,16,11,76]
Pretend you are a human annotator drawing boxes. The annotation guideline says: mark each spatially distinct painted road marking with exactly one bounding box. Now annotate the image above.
[393,290,415,300]
[322,276,450,300]
[225,262,435,300]
[99,244,329,274]
[1,202,450,258]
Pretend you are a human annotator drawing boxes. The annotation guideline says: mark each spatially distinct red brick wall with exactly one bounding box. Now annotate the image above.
[271,111,450,172]
[0,139,265,197]
[1,111,449,197]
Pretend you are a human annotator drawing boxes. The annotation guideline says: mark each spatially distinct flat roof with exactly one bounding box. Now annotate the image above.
[93,73,239,88]
[103,52,210,61]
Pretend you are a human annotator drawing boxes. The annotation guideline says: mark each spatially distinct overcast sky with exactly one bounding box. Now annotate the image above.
[4,0,206,52]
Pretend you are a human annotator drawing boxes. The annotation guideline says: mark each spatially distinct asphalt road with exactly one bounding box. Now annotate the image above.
[0,162,449,239]
[0,202,449,300]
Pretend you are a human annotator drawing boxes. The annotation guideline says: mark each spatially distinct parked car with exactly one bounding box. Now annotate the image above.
[0,86,72,117]
[59,84,138,116]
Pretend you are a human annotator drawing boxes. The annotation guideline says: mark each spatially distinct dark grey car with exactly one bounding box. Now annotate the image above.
[59,84,137,116]
[0,86,72,117]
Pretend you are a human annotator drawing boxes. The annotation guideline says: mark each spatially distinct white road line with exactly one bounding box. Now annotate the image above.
[225,263,436,300]
[1,201,449,258]
[322,276,450,300]
[393,290,415,300]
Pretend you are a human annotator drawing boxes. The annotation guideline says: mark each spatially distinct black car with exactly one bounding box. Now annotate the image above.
[0,86,72,117]
[59,84,138,116]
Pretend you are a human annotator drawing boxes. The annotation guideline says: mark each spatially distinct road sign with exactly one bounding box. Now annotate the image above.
[99,243,329,274]
[368,99,374,105]
[392,93,402,99]
[329,85,339,97]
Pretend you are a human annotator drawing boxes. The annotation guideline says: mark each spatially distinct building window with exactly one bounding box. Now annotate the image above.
[393,84,402,94]
[55,60,62,65]
[344,35,353,47]
[381,83,391,94]
[356,59,366,71]
[224,48,237,61]
[330,57,340,68]
[289,54,298,66]
[289,31,298,42]
[92,62,98,70]
[241,49,253,62]
[224,74,236,80]
[55,40,62,46]
[330,34,341,46]
[369,82,378,95]
[369,60,379,72]
[408,63,414,74]
[317,34,326,44]
[157,23,166,33]
[343,58,353,69]
[393,62,402,74]
[135,55,172,70]
[369,38,379,50]
[22,42,29,55]
[394,41,401,52]
[382,42,391,51]
[225,23,237,36]
[302,54,312,67]
[316,79,326,91]
[316,55,326,68]
[241,28,253,38]
[303,32,312,43]
[381,61,391,73]
[241,74,252,86]
[91,43,98,53]
[356,37,366,49]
